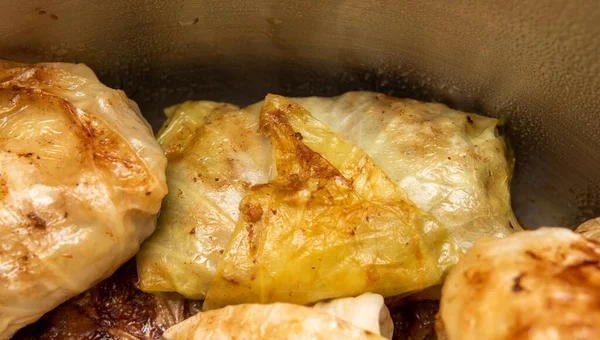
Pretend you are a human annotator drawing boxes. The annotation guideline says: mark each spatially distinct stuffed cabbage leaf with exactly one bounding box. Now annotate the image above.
[137,92,518,300]
[0,60,167,338]
[136,101,272,299]
[163,303,386,340]
[294,92,520,250]
[203,95,460,309]
[437,228,600,340]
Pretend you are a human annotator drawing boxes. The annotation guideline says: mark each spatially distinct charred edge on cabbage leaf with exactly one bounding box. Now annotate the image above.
[512,273,526,293]
[26,212,46,229]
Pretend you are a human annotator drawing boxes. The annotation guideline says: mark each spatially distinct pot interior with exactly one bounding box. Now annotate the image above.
[1,0,599,229]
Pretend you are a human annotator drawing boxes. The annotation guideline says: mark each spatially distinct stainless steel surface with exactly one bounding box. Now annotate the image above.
[0,0,598,229]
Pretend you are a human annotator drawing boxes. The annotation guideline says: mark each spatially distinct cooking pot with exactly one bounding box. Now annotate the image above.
[0,0,598,230]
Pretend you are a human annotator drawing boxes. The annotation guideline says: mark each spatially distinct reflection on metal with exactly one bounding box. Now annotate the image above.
[0,0,598,229]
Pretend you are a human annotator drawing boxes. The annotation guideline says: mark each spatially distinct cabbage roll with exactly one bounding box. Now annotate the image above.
[0,60,167,338]
[163,303,387,340]
[437,228,600,340]
[203,95,459,309]
[294,92,519,249]
[137,92,517,300]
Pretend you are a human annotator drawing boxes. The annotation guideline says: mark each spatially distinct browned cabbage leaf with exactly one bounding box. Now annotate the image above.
[203,95,459,309]
[136,101,272,299]
[437,228,600,340]
[0,60,167,338]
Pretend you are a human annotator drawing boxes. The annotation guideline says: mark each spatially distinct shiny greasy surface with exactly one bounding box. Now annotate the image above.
[13,261,189,340]
[437,228,600,340]
[203,95,459,309]
[137,92,517,301]
[163,303,386,340]
[0,61,167,338]
[0,0,598,229]
[295,92,519,250]
[137,101,272,299]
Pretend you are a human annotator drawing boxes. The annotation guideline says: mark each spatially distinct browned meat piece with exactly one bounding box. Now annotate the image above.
[391,301,438,340]
[13,261,189,340]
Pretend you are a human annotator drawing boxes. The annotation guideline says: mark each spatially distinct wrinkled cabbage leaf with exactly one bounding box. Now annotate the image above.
[136,101,272,299]
[164,303,386,340]
[0,60,167,338]
[294,92,520,249]
[203,95,460,309]
[438,227,600,340]
[136,92,518,300]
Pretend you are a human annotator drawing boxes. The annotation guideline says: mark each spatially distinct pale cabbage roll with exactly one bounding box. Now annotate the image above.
[314,293,393,339]
[163,303,387,340]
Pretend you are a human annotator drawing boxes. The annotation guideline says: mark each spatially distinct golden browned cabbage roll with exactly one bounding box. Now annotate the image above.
[0,60,167,338]
[437,227,600,340]
[295,92,519,250]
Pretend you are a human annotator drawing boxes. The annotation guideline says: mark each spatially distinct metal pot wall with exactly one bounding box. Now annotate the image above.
[0,0,598,229]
